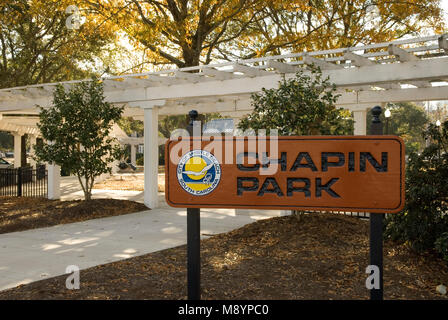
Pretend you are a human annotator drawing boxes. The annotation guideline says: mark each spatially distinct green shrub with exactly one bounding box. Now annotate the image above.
[435,232,448,262]
[136,153,144,166]
[385,120,448,261]
[238,66,353,136]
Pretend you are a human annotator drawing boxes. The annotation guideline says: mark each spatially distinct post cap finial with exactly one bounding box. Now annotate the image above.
[371,106,382,124]
[189,110,199,121]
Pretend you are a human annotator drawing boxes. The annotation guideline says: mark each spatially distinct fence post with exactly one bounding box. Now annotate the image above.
[186,110,201,300]
[369,106,384,300]
[17,167,22,197]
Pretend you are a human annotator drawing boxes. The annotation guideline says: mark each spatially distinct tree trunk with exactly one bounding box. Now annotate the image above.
[85,177,92,201]
[84,181,92,201]
[78,175,92,202]
[182,46,201,67]
[84,176,95,202]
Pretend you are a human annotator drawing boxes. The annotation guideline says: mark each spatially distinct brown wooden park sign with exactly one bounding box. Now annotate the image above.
[166,107,404,302]
[165,136,405,213]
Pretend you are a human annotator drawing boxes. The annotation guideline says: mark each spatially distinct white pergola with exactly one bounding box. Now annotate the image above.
[1,34,447,208]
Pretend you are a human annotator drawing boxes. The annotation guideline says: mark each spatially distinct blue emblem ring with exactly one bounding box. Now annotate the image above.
[177,150,221,196]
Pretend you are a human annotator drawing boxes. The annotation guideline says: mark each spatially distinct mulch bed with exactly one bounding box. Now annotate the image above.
[0,197,148,234]
[0,213,447,300]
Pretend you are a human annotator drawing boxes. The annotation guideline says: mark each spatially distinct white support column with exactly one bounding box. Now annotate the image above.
[131,100,166,209]
[12,132,22,168]
[29,134,37,168]
[353,110,367,135]
[130,144,137,166]
[46,140,61,200]
[47,163,61,200]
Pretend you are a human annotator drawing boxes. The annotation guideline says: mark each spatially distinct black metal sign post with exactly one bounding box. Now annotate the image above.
[187,207,200,300]
[186,110,201,300]
[369,106,384,300]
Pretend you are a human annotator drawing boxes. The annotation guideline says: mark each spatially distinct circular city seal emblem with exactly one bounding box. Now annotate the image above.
[177,150,221,196]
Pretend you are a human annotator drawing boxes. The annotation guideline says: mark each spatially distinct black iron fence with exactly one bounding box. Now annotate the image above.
[0,165,47,197]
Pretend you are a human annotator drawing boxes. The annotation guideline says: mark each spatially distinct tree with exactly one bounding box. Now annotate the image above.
[34,78,124,201]
[89,0,267,68]
[385,119,448,261]
[89,0,444,70]
[367,102,429,154]
[238,66,353,135]
[217,0,445,59]
[0,0,118,88]
[117,116,144,136]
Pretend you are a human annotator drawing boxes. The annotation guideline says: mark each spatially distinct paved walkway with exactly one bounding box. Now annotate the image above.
[61,175,145,203]
[0,175,286,291]
[0,203,285,291]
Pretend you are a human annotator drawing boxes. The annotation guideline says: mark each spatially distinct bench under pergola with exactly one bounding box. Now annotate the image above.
[0,34,447,208]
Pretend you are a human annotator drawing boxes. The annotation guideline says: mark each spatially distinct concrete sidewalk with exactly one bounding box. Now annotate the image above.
[60,175,144,203]
[0,206,284,291]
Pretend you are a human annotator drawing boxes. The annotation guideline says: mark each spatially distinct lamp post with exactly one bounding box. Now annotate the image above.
[369,106,384,300]
[384,108,391,135]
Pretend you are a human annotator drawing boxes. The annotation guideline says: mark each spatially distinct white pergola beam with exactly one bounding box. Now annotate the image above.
[344,51,400,90]
[201,68,237,80]
[145,58,448,100]
[174,95,239,105]
[42,85,56,93]
[157,85,448,115]
[0,121,39,135]
[1,109,40,115]
[344,50,376,66]
[1,58,447,112]
[122,106,144,117]
[26,87,48,97]
[103,79,130,90]
[303,54,342,70]
[10,89,28,98]
[267,60,301,74]
[439,34,448,51]
[388,44,431,87]
[355,86,448,105]
[231,63,271,77]
[388,44,418,62]
[122,78,160,87]
[146,75,182,86]
[160,102,221,116]
[174,70,203,82]
[1,117,39,126]
[402,81,431,88]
